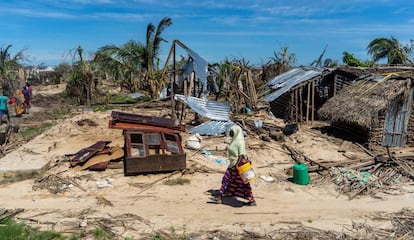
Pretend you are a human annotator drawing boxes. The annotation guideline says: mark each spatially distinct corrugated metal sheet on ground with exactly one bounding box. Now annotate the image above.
[175,94,230,121]
[188,120,235,136]
[264,68,323,102]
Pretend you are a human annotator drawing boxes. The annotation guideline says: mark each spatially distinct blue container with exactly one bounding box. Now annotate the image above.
[293,162,310,185]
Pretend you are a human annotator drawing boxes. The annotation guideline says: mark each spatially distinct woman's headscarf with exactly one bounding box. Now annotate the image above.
[228,125,246,167]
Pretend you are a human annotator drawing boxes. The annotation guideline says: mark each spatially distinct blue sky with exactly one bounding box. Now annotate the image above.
[1,0,413,67]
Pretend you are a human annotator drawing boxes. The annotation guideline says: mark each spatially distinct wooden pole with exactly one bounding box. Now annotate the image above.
[306,82,311,125]
[171,43,176,119]
[295,89,298,123]
[189,72,195,96]
[299,87,303,123]
[290,92,294,121]
[311,80,315,125]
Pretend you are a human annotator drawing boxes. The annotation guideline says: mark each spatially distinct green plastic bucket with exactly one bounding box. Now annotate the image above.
[293,163,310,185]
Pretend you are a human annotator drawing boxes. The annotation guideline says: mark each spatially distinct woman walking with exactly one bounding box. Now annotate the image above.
[215,125,256,206]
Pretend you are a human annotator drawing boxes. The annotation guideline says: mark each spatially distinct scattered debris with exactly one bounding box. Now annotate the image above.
[186,134,202,150]
[260,175,275,183]
[76,119,98,127]
[69,141,111,167]
[33,174,85,194]
[0,208,24,222]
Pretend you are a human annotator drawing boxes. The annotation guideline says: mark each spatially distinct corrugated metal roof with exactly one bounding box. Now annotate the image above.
[175,94,230,121]
[188,120,235,136]
[264,67,323,102]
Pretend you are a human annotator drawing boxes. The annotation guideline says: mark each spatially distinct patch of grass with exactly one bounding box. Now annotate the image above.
[111,94,140,104]
[149,226,189,240]
[162,178,191,186]
[20,122,54,141]
[93,227,113,240]
[0,217,129,240]
[0,217,66,240]
[93,105,114,112]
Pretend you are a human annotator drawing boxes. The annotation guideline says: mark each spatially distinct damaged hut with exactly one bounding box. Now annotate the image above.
[318,71,414,149]
[263,67,359,125]
[262,66,390,125]
[161,40,261,125]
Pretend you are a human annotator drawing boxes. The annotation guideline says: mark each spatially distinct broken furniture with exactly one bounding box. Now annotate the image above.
[109,111,186,175]
[69,141,123,171]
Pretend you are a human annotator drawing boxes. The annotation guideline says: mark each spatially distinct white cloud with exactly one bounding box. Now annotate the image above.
[0,7,75,19]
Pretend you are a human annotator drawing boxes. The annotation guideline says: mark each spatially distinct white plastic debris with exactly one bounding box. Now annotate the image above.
[96,178,113,188]
[79,220,87,227]
[186,133,203,150]
[260,175,275,183]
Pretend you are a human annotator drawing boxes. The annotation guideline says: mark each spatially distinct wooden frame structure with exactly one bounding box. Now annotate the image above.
[109,111,186,175]
[159,40,261,122]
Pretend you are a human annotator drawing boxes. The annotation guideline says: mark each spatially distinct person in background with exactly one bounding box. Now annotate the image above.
[0,95,9,123]
[215,125,256,206]
[8,90,25,117]
[22,85,32,114]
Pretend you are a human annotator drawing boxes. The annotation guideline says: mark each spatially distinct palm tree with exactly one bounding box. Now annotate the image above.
[66,46,94,106]
[94,40,146,92]
[94,17,172,98]
[367,36,412,64]
[269,46,296,74]
[322,58,338,68]
[342,51,372,67]
[143,17,172,98]
[0,44,25,96]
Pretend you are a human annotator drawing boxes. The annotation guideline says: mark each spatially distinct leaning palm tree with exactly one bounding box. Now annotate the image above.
[144,17,172,72]
[94,40,146,92]
[0,44,25,96]
[367,36,412,64]
[143,17,172,98]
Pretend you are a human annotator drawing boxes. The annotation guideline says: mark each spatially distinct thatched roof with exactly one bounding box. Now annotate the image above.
[318,73,414,129]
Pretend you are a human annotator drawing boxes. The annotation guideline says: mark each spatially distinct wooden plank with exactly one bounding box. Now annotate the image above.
[306,82,310,125]
[311,80,315,125]
[124,154,186,175]
[70,141,111,167]
[299,87,303,123]
[295,89,298,123]
[74,147,124,171]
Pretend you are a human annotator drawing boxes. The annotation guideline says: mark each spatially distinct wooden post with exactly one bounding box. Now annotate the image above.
[289,92,295,119]
[299,87,303,123]
[295,88,299,123]
[306,82,311,125]
[171,43,176,119]
[311,80,315,125]
[189,72,195,96]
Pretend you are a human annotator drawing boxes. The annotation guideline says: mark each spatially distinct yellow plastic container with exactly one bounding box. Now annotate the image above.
[237,161,256,183]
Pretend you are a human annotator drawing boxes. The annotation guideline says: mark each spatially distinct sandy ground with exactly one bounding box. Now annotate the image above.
[0,84,413,239]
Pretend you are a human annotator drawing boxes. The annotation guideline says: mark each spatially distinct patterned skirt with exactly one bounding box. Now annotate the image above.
[219,166,255,202]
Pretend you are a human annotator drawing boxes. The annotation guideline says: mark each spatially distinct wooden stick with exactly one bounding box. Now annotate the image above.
[234,212,279,215]
[306,82,310,125]
[136,171,180,196]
